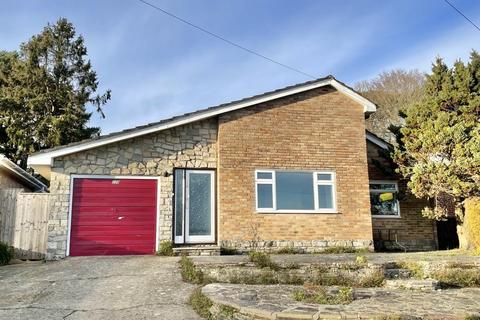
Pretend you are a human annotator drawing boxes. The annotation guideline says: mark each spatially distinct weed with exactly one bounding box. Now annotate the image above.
[218,305,238,318]
[356,255,368,265]
[357,270,385,287]
[292,285,353,305]
[0,242,14,266]
[156,240,174,256]
[248,251,280,270]
[432,268,480,287]
[179,255,208,284]
[284,262,301,270]
[465,316,480,320]
[396,261,424,278]
[320,246,358,254]
[276,247,301,254]
[188,288,213,319]
[314,266,384,287]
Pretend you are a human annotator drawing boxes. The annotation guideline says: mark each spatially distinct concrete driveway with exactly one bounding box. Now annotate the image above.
[0,256,200,320]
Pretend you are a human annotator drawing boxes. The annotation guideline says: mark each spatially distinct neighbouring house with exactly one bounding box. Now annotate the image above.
[0,154,47,192]
[27,76,437,259]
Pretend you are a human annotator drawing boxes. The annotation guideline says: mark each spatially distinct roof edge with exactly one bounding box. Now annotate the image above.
[28,77,377,169]
[0,155,48,191]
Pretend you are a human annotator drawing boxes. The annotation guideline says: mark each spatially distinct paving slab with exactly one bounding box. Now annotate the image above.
[0,256,200,320]
[203,283,480,319]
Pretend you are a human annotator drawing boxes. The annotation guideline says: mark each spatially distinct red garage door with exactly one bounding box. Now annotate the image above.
[69,178,157,256]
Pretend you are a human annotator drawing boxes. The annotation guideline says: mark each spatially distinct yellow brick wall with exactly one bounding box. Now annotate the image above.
[217,86,373,250]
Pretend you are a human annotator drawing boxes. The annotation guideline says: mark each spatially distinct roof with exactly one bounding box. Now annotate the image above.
[0,154,48,192]
[28,76,377,178]
[365,131,392,150]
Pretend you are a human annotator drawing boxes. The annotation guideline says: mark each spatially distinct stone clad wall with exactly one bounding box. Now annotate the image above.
[366,141,437,251]
[47,119,217,259]
[217,86,374,251]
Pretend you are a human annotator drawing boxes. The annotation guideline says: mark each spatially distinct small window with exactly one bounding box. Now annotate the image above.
[255,170,336,213]
[370,181,400,217]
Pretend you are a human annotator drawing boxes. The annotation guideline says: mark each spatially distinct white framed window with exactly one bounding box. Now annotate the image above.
[255,170,337,213]
[370,180,401,218]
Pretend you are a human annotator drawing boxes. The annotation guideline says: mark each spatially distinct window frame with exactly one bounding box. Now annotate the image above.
[255,169,337,214]
[369,180,401,218]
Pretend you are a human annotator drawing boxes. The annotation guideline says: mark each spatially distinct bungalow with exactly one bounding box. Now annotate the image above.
[28,76,437,259]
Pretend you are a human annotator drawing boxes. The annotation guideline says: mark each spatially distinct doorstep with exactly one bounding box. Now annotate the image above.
[173,245,221,256]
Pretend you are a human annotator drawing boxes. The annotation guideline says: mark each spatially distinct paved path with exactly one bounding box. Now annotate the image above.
[203,283,480,319]
[0,256,200,320]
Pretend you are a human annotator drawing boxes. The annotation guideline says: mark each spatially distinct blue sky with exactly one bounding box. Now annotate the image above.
[1,0,479,134]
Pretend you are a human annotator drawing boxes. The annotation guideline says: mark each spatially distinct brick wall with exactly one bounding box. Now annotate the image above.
[217,86,373,252]
[47,119,217,259]
[367,141,437,251]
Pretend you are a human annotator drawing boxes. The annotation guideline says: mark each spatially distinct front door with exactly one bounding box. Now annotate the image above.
[174,169,215,244]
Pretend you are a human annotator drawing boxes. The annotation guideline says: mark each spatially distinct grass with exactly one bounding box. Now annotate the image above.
[156,240,174,256]
[395,261,424,278]
[356,255,368,265]
[188,288,213,319]
[275,247,302,254]
[179,255,208,284]
[432,268,480,287]
[248,251,280,270]
[292,284,353,305]
[313,265,384,288]
[318,246,370,254]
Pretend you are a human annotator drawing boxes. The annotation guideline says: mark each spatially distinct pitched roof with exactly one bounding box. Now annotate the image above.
[0,154,47,191]
[28,76,377,177]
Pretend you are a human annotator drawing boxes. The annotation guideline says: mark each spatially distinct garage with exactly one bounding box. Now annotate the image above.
[69,177,158,256]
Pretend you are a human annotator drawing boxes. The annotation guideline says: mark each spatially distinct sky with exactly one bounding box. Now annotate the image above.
[1,0,480,134]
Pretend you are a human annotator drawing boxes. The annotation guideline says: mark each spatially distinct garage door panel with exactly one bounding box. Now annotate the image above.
[73,179,156,188]
[69,178,157,256]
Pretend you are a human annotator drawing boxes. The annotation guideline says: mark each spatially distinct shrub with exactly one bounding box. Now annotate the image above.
[465,197,480,254]
[188,288,212,319]
[179,255,207,284]
[0,242,14,266]
[248,251,279,270]
[356,255,368,265]
[156,240,174,256]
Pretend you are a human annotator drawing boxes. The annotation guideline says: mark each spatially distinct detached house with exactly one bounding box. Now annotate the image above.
[28,76,438,259]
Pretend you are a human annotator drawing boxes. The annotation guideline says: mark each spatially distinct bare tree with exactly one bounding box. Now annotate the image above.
[355,69,425,144]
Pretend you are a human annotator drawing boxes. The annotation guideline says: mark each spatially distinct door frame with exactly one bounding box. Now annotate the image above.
[66,174,161,257]
[173,168,217,245]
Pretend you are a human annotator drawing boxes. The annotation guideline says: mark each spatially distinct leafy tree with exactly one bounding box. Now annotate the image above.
[356,69,425,144]
[0,18,110,168]
[393,52,480,248]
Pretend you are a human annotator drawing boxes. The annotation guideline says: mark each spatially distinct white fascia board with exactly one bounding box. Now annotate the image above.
[28,78,377,167]
[366,132,390,150]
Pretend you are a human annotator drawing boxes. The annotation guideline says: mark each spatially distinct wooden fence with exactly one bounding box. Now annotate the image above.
[0,189,50,259]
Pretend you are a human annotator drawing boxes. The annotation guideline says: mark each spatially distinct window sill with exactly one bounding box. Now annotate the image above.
[256,210,338,214]
[372,215,401,219]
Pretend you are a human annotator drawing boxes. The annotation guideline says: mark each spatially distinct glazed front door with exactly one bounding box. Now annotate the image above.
[174,169,215,244]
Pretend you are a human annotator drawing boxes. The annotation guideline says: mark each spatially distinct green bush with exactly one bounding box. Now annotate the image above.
[0,242,14,266]
[465,197,480,254]
[156,240,174,256]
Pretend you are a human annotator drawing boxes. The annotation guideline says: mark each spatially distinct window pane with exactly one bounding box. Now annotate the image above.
[369,183,396,191]
[174,170,184,236]
[257,172,272,180]
[317,173,332,181]
[276,172,314,210]
[188,173,212,236]
[257,184,273,209]
[370,192,399,216]
[318,185,334,209]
